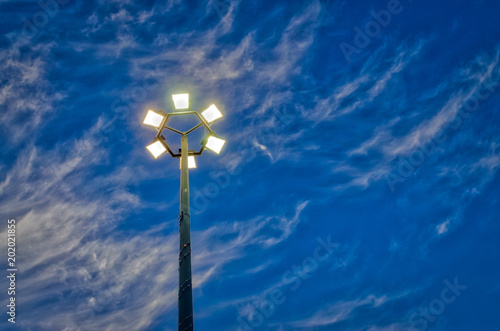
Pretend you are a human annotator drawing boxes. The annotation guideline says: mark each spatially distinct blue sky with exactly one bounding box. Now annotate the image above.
[1,0,499,330]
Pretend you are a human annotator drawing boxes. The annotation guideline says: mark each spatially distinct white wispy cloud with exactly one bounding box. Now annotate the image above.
[286,289,415,330]
[333,46,500,191]
[0,108,310,329]
[288,294,390,328]
[0,37,64,144]
[436,219,451,235]
[308,41,424,124]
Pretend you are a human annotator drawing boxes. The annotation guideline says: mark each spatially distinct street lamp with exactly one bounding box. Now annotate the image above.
[143,93,225,331]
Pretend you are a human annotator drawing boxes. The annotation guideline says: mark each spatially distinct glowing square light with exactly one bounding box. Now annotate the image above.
[146,141,167,158]
[143,110,165,128]
[205,136,225,154]
[172,93,189,110]
[180,156,197,169]
[201,104,223,123]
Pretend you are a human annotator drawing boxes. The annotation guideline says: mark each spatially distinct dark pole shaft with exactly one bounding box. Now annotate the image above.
[179,134,193,331]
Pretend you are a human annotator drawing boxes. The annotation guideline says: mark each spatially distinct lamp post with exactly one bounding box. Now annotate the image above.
[143,94,225,331]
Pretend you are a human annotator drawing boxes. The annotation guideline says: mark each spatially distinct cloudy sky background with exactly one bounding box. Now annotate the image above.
[1,0,499,330]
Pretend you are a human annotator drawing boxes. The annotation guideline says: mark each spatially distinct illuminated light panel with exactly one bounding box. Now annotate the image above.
[146,141,167,158]
[143,110,165,128]
[172,93,189,110]
[201,104,223,123]
[205,136,225,154]
[179,156,197,169]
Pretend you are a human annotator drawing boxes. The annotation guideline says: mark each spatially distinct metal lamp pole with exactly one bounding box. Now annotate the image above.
[142,96,225,331]
[178,133,193,331]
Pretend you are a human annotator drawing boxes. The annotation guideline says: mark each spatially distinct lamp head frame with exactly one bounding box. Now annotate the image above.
[150,110,222,158]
